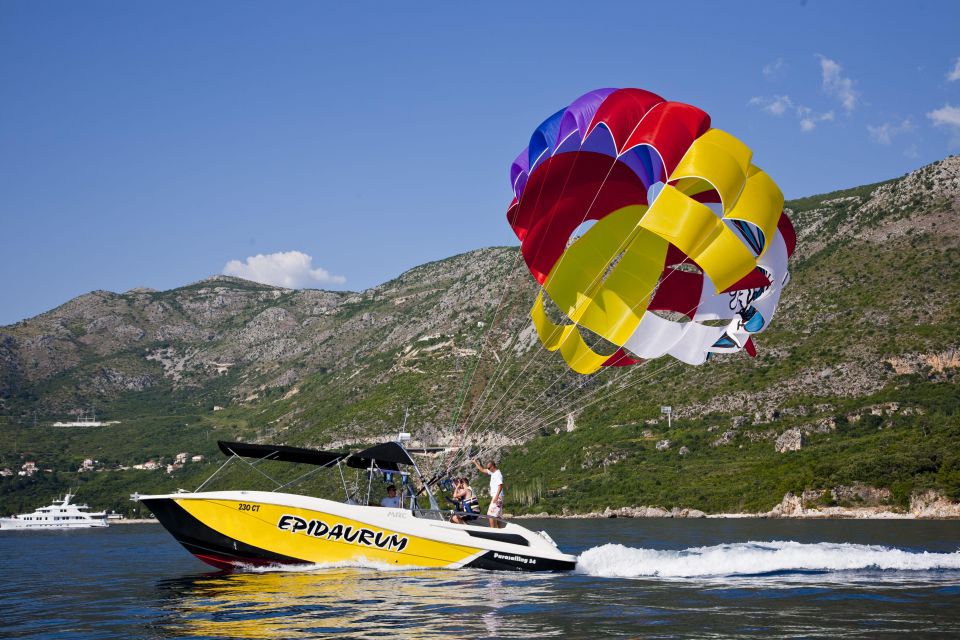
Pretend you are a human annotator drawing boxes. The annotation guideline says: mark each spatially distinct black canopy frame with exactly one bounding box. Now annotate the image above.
[197,440,439,509]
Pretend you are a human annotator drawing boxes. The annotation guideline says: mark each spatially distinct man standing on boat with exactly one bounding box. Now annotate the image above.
[472,459,504,528]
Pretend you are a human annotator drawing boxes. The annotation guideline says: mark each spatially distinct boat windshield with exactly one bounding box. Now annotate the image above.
[412,508,510,529]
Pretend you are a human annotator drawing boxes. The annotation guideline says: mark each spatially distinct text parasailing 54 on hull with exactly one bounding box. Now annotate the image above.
[137,440,576,572]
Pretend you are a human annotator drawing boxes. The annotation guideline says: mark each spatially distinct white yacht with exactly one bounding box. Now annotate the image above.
[0,493,109,530]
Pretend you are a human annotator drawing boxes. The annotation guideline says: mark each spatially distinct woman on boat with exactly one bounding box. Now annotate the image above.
[450,478,479,524]
[458,478,479,522]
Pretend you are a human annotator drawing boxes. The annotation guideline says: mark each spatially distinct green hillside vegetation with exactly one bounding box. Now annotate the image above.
[503,374,959,515]
[0,157,958,516]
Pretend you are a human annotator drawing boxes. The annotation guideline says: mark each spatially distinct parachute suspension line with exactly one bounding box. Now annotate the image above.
[466,154,620,423]
[492,349,637,441]
[435,248,525,476]
[458,88,792,476]
[468,199,715,446]
[441,152,616,476]
[439,148,592,478]
[489,282,708,447]
[469,352,639,464]
[522,359,683,440]
[451,259,530,433]
[472,274,713,463]
[469,358,683,469]
[486,263,700,443]
[452,143,594,424]
[449,133,675,473]
[437,290,527,477]
[455,98,731,472]
[501,357,653,448]
[446,247,522,430]
[443,156,623,474]
[462,284,707,470]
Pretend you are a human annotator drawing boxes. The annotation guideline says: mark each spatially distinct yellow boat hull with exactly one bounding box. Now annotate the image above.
[141,491,576,572]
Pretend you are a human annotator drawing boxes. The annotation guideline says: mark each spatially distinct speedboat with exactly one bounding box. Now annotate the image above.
[0,493,109,530]
[138,440,576,572]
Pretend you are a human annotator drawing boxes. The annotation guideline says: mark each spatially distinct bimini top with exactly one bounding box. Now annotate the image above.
[347,442,416,471]
[217,440,416,471]
[217,441,347,467]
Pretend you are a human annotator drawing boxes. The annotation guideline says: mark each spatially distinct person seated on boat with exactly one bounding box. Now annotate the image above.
[448,478,465,523]
[449,478,476,524]
[457,477,479,523]
[380,485,402,508]
[472,459,505,528]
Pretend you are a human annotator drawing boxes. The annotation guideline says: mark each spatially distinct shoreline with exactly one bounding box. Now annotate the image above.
[512,489,960,520]
[512,511,960,520]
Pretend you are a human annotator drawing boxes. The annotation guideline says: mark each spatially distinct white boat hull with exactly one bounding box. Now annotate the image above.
[0,517,108,530]
[0,492,109,530]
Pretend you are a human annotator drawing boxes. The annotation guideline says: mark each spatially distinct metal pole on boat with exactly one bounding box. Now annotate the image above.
[404,447,440,511]
[337,461,351,502]
[366,458,375,504]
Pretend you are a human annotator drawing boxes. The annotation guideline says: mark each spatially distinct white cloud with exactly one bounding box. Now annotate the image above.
[748,95,793,115]
[866,119,915,145]
[762,58,786,79]
[948,57,960,82]
[752,96,833,132]
[223,251,346,288]
[928,104,960,127]
[928,104,960,146]
[799,110,834,132]
[817,55,858,113]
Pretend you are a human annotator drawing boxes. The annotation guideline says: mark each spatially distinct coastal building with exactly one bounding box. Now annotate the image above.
[78,458,96,472]
[191,455,204,462]
[19,461,37,477]
[52,407,114,427]
[174,453,188,464]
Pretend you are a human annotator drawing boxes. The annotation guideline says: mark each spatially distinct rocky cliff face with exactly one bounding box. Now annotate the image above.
[1,157,958,465]
[0,246,534,437]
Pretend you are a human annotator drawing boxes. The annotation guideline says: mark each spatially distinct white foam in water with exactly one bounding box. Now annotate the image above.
[576,540,960,579]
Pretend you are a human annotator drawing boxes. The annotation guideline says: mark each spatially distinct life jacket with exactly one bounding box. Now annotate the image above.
[462,495,479,513]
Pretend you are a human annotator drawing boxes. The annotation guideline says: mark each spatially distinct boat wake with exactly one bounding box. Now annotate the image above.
[576,540,960,580]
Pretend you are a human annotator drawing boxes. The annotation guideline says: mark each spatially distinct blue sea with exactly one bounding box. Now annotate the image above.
[2,518,959,638]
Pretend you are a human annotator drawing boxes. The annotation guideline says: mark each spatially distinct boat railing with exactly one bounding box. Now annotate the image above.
[411,507,509,529]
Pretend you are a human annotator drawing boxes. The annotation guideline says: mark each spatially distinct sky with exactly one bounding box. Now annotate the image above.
[2,1,959,325]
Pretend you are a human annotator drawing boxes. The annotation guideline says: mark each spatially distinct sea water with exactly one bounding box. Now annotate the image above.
[1,519,958,638]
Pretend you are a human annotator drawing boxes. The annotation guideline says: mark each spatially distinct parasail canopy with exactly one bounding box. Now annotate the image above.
[507,88,796,374]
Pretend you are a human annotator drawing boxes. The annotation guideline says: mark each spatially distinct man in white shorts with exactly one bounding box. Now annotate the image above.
[473,458,504,528]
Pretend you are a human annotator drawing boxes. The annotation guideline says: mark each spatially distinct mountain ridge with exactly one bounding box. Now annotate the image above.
[1,155,958,516]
